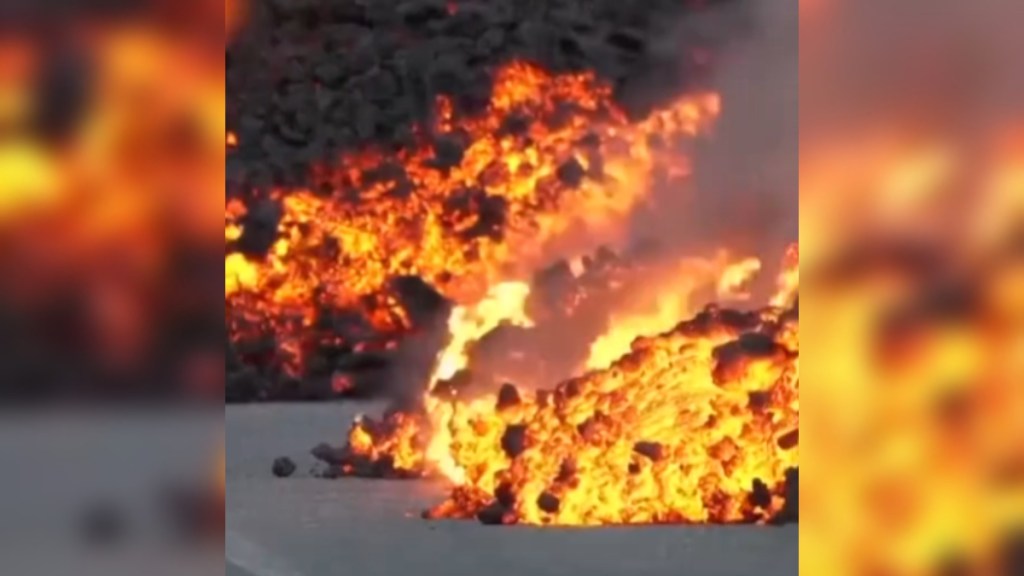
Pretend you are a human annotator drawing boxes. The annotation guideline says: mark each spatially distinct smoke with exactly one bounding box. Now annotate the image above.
[800,0,1024,259]
[629,0,798,299]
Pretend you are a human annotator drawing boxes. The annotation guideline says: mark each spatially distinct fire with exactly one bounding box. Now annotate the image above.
[226,61,721,374]
[432,281,533,385]
[433,307,797,525]
[338,287,797,525]
[584,253,765,371]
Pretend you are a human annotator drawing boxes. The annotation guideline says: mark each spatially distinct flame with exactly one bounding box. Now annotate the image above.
[584,253,765,371]
[432,281,534,385]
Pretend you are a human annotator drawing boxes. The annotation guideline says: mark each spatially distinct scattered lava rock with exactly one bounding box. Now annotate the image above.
[495,382,521,410]
[633,440,665,461]
[536,491,561,514]
[476,501,510,525]
[494,482,517,508]
[776,429,798,451]
[555,157,586,188]
[748,478,772,510]
[500,424,528,458]
[769,467,799,525]
[272,456,297,478]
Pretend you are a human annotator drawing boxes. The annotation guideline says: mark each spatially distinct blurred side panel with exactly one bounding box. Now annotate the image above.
[0,408,223,576]
[0,0,224,402]
[800,0,1024,573]
[0,0,225,574]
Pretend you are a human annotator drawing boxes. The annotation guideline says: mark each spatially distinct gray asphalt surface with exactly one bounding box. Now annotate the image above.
[0,408,222,576]
[227,402,798,576]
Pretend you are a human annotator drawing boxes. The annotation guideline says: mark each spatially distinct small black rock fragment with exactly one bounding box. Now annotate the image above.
[769,467,799,525]
[749,478,772,509]
[496,382,521,410]
[500,424,527,458]
[555,157,586,188]
[494,482,516,508]
[776,429,799,451]
[747,390,771,410]
[632,441,665,461]
[476,501,509,525]
[34,43,93,143]
[272,457,297,478]
[429,135,465,170]
[536,491,560,514]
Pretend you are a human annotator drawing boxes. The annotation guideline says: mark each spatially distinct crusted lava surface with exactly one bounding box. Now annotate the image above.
[313,300,799,525]
[225,0,753,402]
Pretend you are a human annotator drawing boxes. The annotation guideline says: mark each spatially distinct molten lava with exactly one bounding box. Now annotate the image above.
[332,251,799,526]
[429,304,797,525]
[225,61,721,373]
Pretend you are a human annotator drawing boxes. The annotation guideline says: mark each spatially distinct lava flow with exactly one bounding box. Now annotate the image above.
[321,250,799,526]
[225,61,721,380]
[231,48,798,522]
[430,303,798,525]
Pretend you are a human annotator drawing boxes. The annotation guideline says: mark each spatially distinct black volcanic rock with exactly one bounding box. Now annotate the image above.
[272,457,297,477]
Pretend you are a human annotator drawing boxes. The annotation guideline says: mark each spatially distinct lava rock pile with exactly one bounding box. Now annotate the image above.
[227,0,748,191]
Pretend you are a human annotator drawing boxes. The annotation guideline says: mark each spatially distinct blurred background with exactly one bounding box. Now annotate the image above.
[0,0,223,402]
[0,0,223,572]
[800,0,1024,573]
